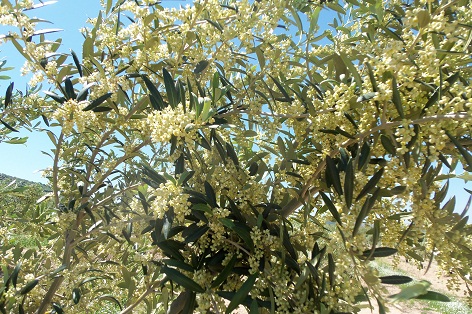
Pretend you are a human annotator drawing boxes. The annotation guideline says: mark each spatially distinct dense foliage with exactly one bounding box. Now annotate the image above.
[1,0,472,313]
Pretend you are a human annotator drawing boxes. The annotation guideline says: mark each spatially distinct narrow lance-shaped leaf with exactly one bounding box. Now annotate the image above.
[328,253,335,289]
[161,266,205,293]
[72,288,81,304]
[163,68,178,108]
[44,90,66,104]
[141,74,164,110]
[320,192,342,226]
[362,247,398,258]
[446,131,472,171]
[344,159,354,208]
[204,181,217,208]
[211,255,237,288]
[64,77,76,100]
[326,156,343,196]
[225,273,258,314]
[381,134,397,155]
[269,74,292,102]
[20,279,39,295]
[194,60,209,74]
[82,93,113,111]
[4,82,13,108]
[415,291,451,302]
[0,119,18,132]
[356,168,384,201]
[70,50,83,77]
[380,275,413,285]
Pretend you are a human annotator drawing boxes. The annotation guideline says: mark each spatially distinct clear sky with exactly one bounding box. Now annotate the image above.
[0,0,470,213]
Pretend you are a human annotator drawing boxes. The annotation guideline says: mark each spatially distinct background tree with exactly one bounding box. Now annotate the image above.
[0,0,471,313]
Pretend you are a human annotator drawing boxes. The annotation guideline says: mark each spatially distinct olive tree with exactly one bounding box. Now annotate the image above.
[1,0,471,313]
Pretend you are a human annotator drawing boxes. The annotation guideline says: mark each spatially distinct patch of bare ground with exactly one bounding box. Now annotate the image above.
[359,257,469,314]
[227,257,469,314]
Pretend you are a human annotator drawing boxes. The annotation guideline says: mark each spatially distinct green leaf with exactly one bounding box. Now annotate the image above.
[11,261,21,288]
[344,159,354,208]
[44,90,66,104]
[194,60,209,74]
[320,192,342,226]
[211,255,237,288]
[269,75,292,102]
[356,168,384,201]
[380,275,413,284]
[169,291,196,314]
[163,68,178,108]
[72,287,81,304]
[76,83,94,101]
[141,74,164,110]
[205,19,223,32]
[4,82,13,108]
[226,143,239,167]
[5,137,28,144]
[142,165,166,185]
[70,50,82,77]
[51,303,64,314]
[391,76,404,119]
[326,156,343,196]
[446,132,472,171]
[219,218,254,250]
[162,266,205,293]
[20,279,39,295]
[98,294,122,310]
[381,134,397,155]
[362,247,397,258]
[328,253,335,288]
[82,93,113,111]
[204,181,217,208]
[225,273,258,314]
[358,142,371,170]
[31,28,63,36]
[414,291,451,302]
[64,77,76,100]
[339,51,362,87]
[1,119,18,132]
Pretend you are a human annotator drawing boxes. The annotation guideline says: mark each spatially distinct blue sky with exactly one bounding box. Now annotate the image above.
[0,0,470,213]
[0,1,103,183]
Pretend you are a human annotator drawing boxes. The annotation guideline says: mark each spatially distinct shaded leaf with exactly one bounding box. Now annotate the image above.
[415,291,451,302]
[44,90,66,104]
[356,168,384,201]
[344,159,354,208]
[0,119,18,132]
[226,273,258,314]
[163,68,178,108]
[4,82,13,108]
[211,255,237,288]
[320,192,342,226]
[82,93,113,111]
[380,275,413,285]
[326,156,343,196]
[72,287,81,304]
[363,247,397,258]
[20,279,39,295]
[194,60,209,74]
[162,266,205,293]
[71,50,82,77]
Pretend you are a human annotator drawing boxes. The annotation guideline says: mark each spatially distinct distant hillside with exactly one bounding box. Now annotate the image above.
[0,173,51,192]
